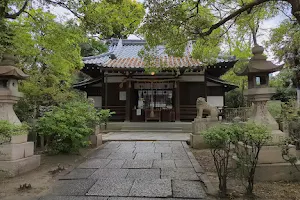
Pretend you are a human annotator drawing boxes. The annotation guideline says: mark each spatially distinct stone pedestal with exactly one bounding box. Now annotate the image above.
[0,155,41,177]
[90,125,102,148]
[190,117,219,149]
[0,138,41,177]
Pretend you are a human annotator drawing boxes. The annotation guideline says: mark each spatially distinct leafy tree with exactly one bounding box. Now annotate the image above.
[268,20,300,104]
[0,0,145,54]
[82,0,145,39]
[80,38,108,57]
[140,0,299,69]
[10,10,85,121]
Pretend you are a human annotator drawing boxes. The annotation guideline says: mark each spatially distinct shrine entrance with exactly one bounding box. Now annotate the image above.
[131,80,177,122]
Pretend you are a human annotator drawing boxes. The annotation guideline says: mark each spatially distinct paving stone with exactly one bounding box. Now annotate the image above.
[108,152,136,159]
[135,142,154,147]
[115,147,136,153]
[78,159,111,169]
[39,196,108,200]
[105,160,126,168]
[162,153,189,160]
[175,160,193,168]
[90,150,112,159]
[161,168,199,180]
[122,160,153,169]
[154,147,172,153]
[134,147,155,153]
[172,180,206,198]
[126,169,160,180]
[169,142,183,148]
[171,147,186,153]
[60,169,96,180]
[91,168,129,179]
[87,178,134,196]
[119,142,136,147]
[51,180,96,196]
[135,153,161,160]
[152,160,176,168]
[129,179,172,197]
[104,142,121,149]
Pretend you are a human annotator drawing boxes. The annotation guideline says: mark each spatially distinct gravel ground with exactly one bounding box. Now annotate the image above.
[192,149,300,200]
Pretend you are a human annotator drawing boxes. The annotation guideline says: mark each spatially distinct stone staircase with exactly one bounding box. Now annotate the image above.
[107,122,192,133]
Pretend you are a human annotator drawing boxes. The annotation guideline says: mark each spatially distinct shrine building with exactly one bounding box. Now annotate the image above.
[74,39,237,122]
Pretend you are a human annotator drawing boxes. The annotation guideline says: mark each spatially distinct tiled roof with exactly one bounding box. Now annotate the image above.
[83,39,236,69]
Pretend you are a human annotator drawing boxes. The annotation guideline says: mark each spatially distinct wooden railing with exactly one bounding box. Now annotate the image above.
[223,107,252,122]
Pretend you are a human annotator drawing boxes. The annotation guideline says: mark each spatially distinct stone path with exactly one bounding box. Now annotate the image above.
[39,141,207,200]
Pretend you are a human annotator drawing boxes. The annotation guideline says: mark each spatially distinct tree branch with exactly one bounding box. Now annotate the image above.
[5,0,29,19]
[198,0,272,37]
[44,0,82,19]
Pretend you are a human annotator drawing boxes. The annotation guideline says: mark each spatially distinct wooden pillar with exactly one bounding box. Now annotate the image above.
[175,81,180,121]
[104,74,108,107]
[204,72,208,101]
[125,81,131,122]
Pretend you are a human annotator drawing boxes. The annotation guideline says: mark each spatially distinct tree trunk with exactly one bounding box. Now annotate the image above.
[287,0,300,23]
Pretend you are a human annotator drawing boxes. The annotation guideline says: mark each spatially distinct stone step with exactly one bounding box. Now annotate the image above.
[120,129,184,133]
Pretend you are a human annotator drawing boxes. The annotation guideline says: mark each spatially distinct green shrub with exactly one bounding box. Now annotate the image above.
[37,101,97,154]
[203,124,236,197]
[234,122,270,196]
[267,101,282,119]
[203,122,270,197]
[0,120,28,144]
[96,109,115,130]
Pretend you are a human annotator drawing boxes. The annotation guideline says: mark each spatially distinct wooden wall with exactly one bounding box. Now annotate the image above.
[179,82,206,121]
[103,83,126,121]
[207,86,224,96]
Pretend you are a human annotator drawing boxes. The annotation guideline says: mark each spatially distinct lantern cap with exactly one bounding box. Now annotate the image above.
[236,45,283,76]
[0,54,29,80]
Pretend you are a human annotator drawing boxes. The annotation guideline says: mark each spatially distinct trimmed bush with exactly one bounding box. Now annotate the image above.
[37,101,97,154]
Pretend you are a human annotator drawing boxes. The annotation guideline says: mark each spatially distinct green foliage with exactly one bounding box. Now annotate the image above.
[80,38,108,57]
[0,120,28,137]
[83,0,145,39]
[96,109,115,130]
[37,101,97,154]
[267,101,282,119]
[203,124,236,197]
[204,122,270,196]
[268,20,300,70]
[225,88,246,108]
[234,122,270,196]
[0,120,28,144]
[140,1,222,63]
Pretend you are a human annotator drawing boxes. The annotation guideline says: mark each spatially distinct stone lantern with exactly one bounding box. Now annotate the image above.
[235,45,300,181]
[236,45,283,132]
[0,54,40,177]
